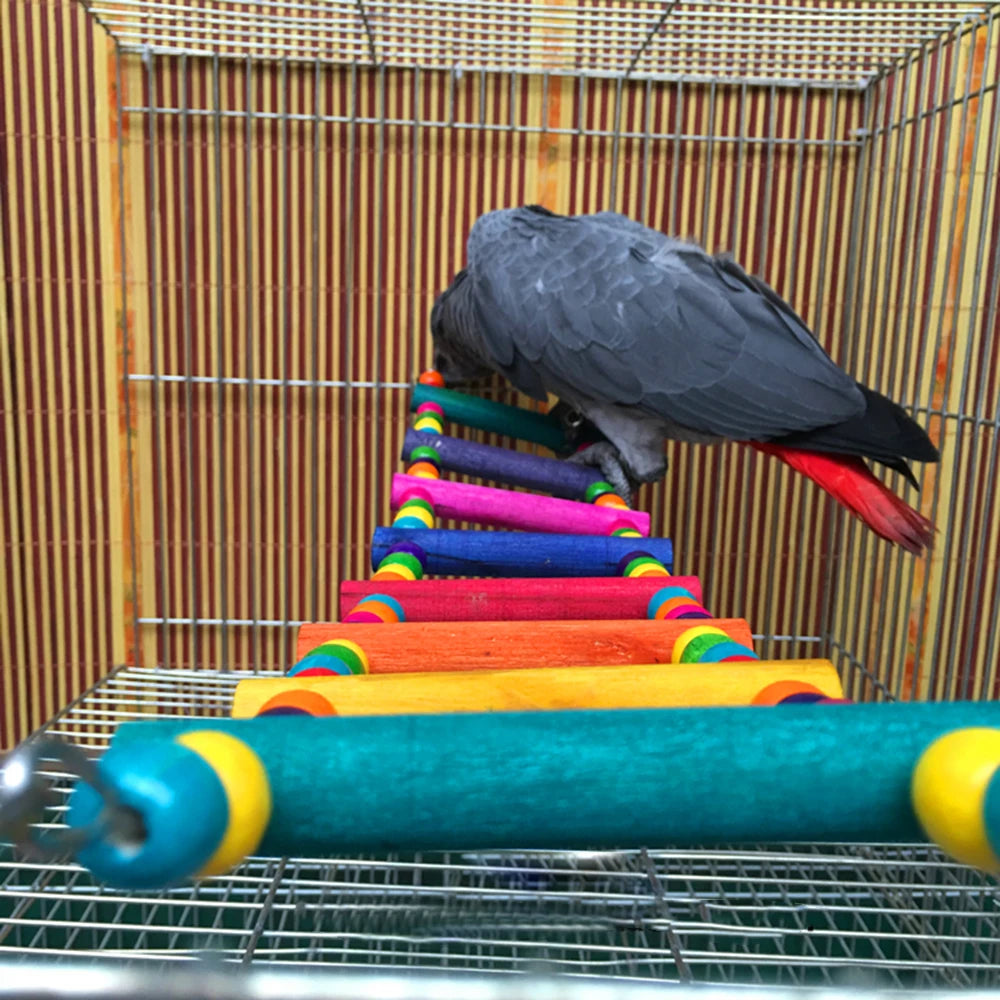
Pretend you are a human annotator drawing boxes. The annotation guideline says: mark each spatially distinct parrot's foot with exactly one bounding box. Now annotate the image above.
[568,442,638,506]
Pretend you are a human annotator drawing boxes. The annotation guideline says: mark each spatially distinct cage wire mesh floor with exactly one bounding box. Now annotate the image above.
[0,668,999,987]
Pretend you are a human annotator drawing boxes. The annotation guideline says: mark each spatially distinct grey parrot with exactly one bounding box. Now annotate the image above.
[430,205,939,554]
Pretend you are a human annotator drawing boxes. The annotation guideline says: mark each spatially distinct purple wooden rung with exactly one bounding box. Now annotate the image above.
[402,429,603,500]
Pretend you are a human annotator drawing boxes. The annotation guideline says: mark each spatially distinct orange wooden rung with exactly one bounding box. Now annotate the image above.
[295,617,753,671]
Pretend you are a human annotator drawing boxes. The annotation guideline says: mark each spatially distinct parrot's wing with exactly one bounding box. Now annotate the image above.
[466,207,864,440]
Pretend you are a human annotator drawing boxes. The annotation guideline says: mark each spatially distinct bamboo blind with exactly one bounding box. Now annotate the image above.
[1,0,998,746]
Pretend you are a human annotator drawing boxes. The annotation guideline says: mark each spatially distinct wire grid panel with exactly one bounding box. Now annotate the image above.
[117,49,874,679]
[827,13,1000,702]
[83,1,998,88]
[2,11,997,714]
[109,11,1000,697]
[1,666,999,987]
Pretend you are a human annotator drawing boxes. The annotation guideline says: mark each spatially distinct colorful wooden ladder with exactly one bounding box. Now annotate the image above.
[61,371,1000,889]
[260,369,838,715]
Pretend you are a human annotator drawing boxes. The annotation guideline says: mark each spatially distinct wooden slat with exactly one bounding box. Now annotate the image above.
[232,659,842,718]
[296,617,754,667]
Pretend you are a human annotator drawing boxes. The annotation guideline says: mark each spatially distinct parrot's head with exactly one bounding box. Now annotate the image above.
[430,269,495,386]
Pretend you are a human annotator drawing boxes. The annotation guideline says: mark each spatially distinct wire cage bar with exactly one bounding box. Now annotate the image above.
[2,0,1000,989]
[81,3,1000,693]
[83,1,998,88]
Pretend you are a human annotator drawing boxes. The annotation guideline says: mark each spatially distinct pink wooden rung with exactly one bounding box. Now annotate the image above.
[390,474,649,536]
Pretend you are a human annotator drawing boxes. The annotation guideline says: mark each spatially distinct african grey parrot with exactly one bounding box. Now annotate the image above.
[430,205,939,554]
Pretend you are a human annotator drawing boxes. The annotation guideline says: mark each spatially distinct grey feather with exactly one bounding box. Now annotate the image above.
[431,206,867,480]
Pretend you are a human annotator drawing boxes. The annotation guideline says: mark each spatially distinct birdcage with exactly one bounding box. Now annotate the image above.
[2,0,1000,992]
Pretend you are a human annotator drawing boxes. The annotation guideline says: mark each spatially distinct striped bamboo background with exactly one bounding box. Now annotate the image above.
[1,0,998,747]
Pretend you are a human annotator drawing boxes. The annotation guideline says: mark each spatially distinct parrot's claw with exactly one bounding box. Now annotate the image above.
[567,442,638,507]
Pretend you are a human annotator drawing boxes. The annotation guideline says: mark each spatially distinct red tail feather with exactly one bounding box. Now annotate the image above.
[750,443,935,555]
